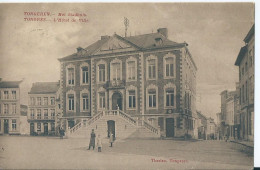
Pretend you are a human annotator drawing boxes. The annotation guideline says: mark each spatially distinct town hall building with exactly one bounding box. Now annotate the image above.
[58,28,197,139]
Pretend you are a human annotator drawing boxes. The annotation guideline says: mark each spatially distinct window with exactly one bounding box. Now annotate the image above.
[148,59,156,79]
[43,97,48,105]
[246,81,248,101]
[50,97,55,105]
[165,58,174,77]
[30,97,35,105]
[4,104,8,114]
[242,67,244,76]
[127,61,136,80]
[11,104,16,114]
[249,50,253,67]
[82,93,89,111]
[245,62,248,72]
[148,89,156,108]
[82,66,89,84]
[51,109,55,119]
[68,68,75,85]
[51,123,55,131]
[12,120,16,130]
[99,92,105,109]
[128,90,136,108]
[166,89,174,106]
[68,95,75,111]
[44,109,48,119]
[112,63,121,80]
[37,123,41,132]
[242,85,244,103]
[37,97,41,105]
[11,91,16,99]
[30,109,35,119]
[98,64,106,82]
[37,109,41,119]
[4,91,8,99]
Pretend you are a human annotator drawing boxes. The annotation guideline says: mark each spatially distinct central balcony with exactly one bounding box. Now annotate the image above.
[104,80,126,89]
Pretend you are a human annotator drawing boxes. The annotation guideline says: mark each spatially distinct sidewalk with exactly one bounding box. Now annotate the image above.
[229,139,254,148]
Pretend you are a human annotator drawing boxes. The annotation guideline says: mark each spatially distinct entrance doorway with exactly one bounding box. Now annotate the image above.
[68,120,75,128]
[4,119,9,134]
[166,118,174,137]
[30,123,34,135]
[112,92,122,110]
[44,123,48,135]
[107,120,115,139]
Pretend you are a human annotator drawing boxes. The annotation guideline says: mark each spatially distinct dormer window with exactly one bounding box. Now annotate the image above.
[155,37,163,46]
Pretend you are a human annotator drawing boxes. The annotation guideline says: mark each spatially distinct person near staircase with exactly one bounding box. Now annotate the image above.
[88,129,96,150]
[109,132,114,147]
[97,134,102,152]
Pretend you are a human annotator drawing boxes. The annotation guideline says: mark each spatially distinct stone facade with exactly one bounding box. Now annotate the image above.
[59,28,197,138]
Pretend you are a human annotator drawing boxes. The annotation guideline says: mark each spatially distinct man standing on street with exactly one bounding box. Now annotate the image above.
[88,129,96,150]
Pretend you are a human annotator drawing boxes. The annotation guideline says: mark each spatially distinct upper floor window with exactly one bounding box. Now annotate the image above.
[165,58,174,77]
[50,109,55,119]
[50,97,55,105]
[43,97,48,105]
[68,68,75,85]
[82,93,89,111]
[242,67,244,76]
[30,109,35,119]
[11,91,16,99]
[98,64,106,82]
[99,92,105,109]
[245,62,248,72]
[44,109,48,119]
[127,61,136,80]
[4,91,8,99]
[68,94,75,111]
[11,104,16,114]
[112,63,121,80]
[148,89,156,108]
[128,90,136,109]
[4,104,8,114]
[148,59,156,79]
[166,89,174,107]
[30,97,35,105]
[82,66,89,84]
[37,97,41,105]
[37,109,41,119]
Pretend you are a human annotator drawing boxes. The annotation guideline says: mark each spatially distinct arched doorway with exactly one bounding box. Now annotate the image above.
[107,120,115,139]
[112,92,122,110]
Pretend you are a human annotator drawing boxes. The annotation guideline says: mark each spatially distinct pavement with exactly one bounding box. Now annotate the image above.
[229,139,254,148]
[0,136,254,169]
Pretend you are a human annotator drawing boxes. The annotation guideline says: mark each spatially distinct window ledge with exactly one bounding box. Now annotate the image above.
[146,107,158,110]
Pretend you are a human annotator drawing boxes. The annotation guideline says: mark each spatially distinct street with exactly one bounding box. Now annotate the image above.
[0,136,253,169]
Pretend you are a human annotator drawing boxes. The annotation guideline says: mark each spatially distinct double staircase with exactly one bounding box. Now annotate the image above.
[67,110,160,139]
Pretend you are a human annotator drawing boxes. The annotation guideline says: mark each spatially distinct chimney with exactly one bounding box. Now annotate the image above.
[101,35,110,40]
[77,47,83,52]
[157,28,168,38]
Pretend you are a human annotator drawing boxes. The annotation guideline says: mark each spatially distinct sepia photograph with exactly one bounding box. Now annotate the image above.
[0,2,256,169]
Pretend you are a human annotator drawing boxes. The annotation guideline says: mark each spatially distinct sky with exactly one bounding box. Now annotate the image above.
[0,3,255,120]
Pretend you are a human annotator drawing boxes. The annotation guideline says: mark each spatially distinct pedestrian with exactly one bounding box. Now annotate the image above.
[88,129,96,150]
[97,134,102,152]
[109,132,114,147]
[59,127,64,139]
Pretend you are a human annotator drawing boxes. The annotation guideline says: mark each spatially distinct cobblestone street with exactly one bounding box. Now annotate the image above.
[0,136,253,169]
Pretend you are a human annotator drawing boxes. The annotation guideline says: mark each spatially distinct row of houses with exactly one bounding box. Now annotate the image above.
[1,27,216,140]
[216,24,254,142]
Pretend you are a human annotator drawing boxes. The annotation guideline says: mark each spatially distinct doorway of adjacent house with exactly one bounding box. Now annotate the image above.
[107,120,115,140]
[112,92,122,110]
[44,123,48,135]
[4,119,9,134]
[30,123,34,135]
[166,118,174,137]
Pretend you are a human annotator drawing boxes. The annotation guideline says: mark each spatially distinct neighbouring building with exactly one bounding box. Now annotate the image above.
[28,82,60,136]
[0,79,23,135]
[58,28,197,139]
[235,24,254,141]
[20,104,30,135]
[197,111,216,140]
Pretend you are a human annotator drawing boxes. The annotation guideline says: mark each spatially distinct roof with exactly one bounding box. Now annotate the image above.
[29,82,59,94]
[59,32,185,61]
[0,81,22,88]
[244,24,254,43]
[235,46,247,66]
[197,111,207,120]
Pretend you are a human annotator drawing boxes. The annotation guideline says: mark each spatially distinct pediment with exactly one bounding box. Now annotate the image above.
[93,36,137,55]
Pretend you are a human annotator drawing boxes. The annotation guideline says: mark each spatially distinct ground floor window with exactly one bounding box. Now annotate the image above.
[51,123,55,131]
[99,92,105,109]
[37,123,41,132]
[12,119,16,130]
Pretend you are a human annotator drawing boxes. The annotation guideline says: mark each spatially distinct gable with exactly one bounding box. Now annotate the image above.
[93,35,137,55]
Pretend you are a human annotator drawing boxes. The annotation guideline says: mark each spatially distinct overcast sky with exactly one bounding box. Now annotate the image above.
[0,3,254,120]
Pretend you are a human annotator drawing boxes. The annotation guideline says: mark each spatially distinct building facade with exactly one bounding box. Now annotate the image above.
[59,28,197,138]
[0,79,22,135]
[28,82,60,136]
[235,24,254,141]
